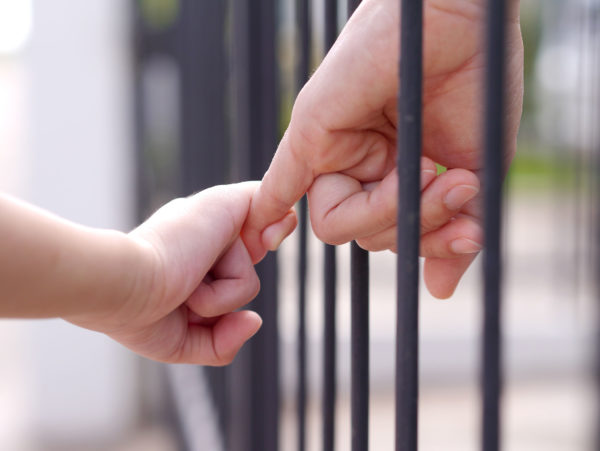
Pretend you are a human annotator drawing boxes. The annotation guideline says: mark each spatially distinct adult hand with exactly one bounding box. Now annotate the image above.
[243,0,523,298]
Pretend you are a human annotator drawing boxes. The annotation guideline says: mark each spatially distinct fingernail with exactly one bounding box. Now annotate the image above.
[444,185,479,211]
[263,224,287,251]
[262,212,296,251]
[450,238,483,254]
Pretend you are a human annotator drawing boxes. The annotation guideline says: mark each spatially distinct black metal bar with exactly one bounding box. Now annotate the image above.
[229,1,280,450]
[296,1,311,449]
[323,4,339,451]
[178,0,228,193]
[297,194,308,451]
[395,0,423,448]
[178,0,231,441]
[348,0,361,15]
[325,0,338,51]
[323,243,337,451]
[350,242,369,451]
[227,3,253,447]
[251,1,280,448]
[346,2,368,450]
[482,0,507,450]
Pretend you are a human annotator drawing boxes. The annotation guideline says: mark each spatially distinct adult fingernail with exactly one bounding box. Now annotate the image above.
[450,238,483,254]
[444,185,479,211]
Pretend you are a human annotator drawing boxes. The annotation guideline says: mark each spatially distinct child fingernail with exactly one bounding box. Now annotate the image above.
[444,185,479,211]
[262,212,296,251]
[263,226,286,251]
[450,238,483,254]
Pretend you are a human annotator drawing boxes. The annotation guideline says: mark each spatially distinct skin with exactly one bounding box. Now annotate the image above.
[243,0,524,298]
[0,183,295,366]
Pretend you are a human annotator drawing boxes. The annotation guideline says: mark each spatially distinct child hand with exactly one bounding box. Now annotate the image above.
[70,182,295,366]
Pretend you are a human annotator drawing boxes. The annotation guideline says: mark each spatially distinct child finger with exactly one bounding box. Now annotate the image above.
[177,311,262,366]
[261,209,298,252]
[420,216,483,259]
[186,238,260,318]
[420,169,480,234]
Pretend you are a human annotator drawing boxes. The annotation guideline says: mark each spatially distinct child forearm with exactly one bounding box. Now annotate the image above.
[0,194,149,321]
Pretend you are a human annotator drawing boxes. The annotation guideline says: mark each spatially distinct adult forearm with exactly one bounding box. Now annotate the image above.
[0,194,145,320]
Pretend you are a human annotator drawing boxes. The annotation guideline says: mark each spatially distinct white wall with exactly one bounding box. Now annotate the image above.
[12,0,139,447]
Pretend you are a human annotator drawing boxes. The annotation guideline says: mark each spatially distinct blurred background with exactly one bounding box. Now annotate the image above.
[0,0,598,450]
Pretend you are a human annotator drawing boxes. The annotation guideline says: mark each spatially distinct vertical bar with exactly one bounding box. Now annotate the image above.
[345,2,368,449]
[482,0,507,450]
[228,3,253,447]
[229,1,280,450]
[325,0,338,51]
[178,0,228,193]
[251,1,280,449]
[322,3,339,449]
[298,195,308,451]
[296,1,310,449]
[348,0,361,15]
[323,243,337,451]
[395,0,423,449]
[351,242,369,451]
[178,0,230,439]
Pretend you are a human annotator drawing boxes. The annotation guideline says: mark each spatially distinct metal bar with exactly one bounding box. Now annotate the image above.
[229,1,280,450]
[395,0,423,448]
[323,243,337,451]
[322,4,339,450]
[227,3,253,447]
[177,0,230,441]
[251,1,280,449]
[297,194,308,451]
[178,0,228,193]
[482,0,507,450]
[348,0,361,15]
[295,0,311,448]
[345,3,368,450]
[325,0,338,51]
[350,242,369,451]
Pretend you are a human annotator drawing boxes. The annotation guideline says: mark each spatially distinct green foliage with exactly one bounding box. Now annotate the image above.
[520,0,543,121]
[507,143,577,192]
[435,164,447,175]
[138,0,179,31]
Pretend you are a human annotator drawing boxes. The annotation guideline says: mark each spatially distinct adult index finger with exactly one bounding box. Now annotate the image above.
[242,131,312,263]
